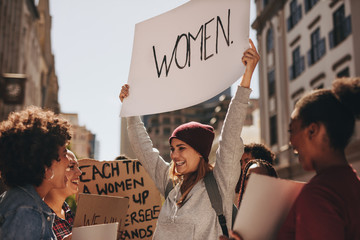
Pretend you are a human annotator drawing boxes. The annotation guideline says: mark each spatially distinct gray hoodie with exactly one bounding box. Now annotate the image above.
[127,86,251,240]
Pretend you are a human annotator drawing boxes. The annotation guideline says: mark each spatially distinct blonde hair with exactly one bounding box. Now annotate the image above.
[169,157,213,207]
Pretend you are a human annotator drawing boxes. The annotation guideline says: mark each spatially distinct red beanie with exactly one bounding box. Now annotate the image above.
[169,121,215,162]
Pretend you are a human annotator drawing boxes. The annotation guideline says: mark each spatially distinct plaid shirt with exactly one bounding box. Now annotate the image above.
[52,202,74,240]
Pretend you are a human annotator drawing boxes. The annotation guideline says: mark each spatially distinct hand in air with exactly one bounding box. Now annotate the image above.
[242,39,260,73]
[119,84,130,103]
[239,39,260,88]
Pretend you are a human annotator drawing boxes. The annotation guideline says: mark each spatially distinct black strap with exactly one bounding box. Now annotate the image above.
[204,171,229,237]
[232,203,238,228]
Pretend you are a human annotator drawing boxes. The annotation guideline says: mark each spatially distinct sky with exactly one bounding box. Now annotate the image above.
[49,0,258,161]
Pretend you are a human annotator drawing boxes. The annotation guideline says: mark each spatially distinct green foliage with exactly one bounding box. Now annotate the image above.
[65,194,77,214]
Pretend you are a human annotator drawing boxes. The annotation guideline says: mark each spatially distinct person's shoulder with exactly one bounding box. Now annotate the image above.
[0,206,44,239]
[0,186,41,214]
[1,187,32,204]
[295,178,341,210]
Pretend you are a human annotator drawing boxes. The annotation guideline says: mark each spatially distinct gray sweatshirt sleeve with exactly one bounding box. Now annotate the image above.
[126,116,170,196]
[213,86,251,227]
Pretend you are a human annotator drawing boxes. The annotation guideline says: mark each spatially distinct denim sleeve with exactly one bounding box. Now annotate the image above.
[1,207,43,240]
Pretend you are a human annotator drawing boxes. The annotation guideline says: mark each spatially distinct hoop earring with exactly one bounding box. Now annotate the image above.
[45,168,55,180]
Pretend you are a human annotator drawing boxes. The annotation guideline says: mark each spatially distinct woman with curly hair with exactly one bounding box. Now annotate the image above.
[0,106,72,240]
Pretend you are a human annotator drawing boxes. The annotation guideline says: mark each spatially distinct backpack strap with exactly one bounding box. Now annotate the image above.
[232,204,238,228]
[204,171,229,237]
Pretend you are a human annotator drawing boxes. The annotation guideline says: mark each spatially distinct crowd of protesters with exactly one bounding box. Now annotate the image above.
[1,38,360,240]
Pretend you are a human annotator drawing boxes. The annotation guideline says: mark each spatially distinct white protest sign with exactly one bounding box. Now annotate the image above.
[233,174,305,240]
[72,223,119,240]
[121,0,250,117]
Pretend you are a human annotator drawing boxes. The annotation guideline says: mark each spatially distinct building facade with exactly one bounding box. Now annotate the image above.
[0,0,97,159]
[0,0,60,121]
[252,0,360,180]
[241,98,261,144]
[60,113,96,159]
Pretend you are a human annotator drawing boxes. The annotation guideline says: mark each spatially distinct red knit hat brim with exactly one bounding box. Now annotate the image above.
[169,121,215,161]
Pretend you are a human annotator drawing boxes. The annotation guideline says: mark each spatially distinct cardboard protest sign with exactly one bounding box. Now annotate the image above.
[72,223,119,240]
[73,194,129,229]
[233,174,305,240]
[78,159,162,240]
[121,0,250,117]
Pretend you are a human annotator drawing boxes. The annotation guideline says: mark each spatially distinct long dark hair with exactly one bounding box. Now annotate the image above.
[237,159,278,208]
[235,143,276,193]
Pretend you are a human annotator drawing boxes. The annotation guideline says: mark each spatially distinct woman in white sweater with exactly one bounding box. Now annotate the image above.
[120,39,259,240]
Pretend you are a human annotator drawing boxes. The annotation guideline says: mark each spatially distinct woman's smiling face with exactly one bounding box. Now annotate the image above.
[48,145,70,189]
[64,150,82,195]
[170,138,202,175]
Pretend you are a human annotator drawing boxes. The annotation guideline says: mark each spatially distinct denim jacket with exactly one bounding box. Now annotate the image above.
[0,184,56,240]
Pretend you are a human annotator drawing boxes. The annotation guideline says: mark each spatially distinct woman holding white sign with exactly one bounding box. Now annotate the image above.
[120,39,259,240]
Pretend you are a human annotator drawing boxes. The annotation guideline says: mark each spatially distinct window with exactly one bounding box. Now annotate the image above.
[289,47,305,80]
[163,117,170,124]
[270,115,278,146]
[266,28,274,52]
[263,0,269,8]
[151,118,159,126]
[337,67,350,78]
[307,28,326,66]
[304,0,318,12]
[268,70,275,97]
[287,0,302,31]
[329,5,352,48]
[175,118,182,124]
[163,128,171,135]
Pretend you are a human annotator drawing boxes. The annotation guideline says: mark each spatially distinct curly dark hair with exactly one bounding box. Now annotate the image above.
[244,143,276,165]
[0,106,72,187]
[235,143,276,193]
[295,77,360,150]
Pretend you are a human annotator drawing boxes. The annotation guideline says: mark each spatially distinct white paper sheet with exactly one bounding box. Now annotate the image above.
[72,223,119,240]
[121,0,250,117]
[233,174,305,240]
